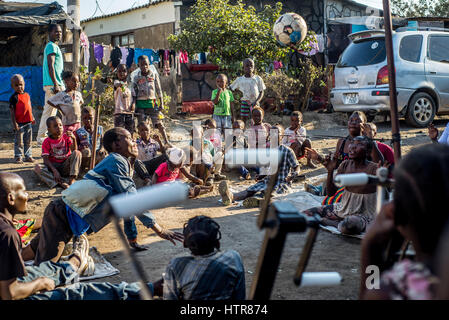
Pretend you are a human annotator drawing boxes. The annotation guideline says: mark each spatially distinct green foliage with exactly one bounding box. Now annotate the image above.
[263,58,326,111]
[168,0,290,78]
[391,0,449,17]
[262,70,303,106]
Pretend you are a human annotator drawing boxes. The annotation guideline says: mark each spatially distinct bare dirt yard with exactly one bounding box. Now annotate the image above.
[3,111,448,300]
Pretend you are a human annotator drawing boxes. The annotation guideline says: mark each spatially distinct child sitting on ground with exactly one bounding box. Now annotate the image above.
[224,120,256,180]
[190,125,215,186]
[47,71,83,134]
[152,147,185,185]
[133,121,168,186]
[230,58,265,124]
[248,107,271,149]
[34,116,82,189]
[203,118,226,182]
[180,146,214,198]
[281,111,315,168]
[9,74,35,164]
[211,74,234,134]
[75,107,106,171]
[114,64,135,136]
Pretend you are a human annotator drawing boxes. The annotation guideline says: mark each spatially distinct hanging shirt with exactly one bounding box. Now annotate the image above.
[126,48,135,68]
[120,47,129,64]
[93,43,104,63]
[179,51,189,63]
[103,45,112,65]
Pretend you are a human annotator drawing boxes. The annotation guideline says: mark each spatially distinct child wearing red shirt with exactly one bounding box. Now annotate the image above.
[34,116,82,189]
[9,74,35,164]
[152,148,185,184]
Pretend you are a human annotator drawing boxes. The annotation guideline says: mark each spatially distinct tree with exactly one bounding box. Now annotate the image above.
[391,0,449,18]
[168,0,290,78]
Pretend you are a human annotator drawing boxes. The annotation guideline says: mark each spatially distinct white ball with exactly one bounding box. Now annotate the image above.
[273,12,308,46]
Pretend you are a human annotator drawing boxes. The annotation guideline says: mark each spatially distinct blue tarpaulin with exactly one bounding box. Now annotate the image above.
[0,66,44,106]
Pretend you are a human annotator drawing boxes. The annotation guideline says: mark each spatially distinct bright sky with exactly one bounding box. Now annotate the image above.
[5,0,384,21]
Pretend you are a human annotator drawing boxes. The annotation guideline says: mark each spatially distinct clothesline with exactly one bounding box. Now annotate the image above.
[80,32,208,75]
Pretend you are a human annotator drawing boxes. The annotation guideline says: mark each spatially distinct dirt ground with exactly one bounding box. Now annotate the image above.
[2,111,448,300]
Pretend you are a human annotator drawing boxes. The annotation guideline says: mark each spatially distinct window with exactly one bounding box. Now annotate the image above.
[112,33,135,48]
[400,35,423,63]
[428,35,449,63]
[337,38,386,67]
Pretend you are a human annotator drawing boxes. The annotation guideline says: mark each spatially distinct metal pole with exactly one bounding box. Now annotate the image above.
[382,0,401,162]
[67,0,81,75]
[111,214,153,300]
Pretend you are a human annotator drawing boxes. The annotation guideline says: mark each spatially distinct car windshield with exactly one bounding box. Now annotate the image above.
[337,38,386,67]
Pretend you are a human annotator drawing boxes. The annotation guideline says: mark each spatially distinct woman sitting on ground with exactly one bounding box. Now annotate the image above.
[360,144,449,300]
[307,111,384,169]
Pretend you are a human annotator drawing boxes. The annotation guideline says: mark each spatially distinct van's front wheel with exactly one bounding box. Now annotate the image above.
[405,92,436,127]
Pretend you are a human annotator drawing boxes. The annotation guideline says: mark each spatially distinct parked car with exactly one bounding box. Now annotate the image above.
[330,28,449,127]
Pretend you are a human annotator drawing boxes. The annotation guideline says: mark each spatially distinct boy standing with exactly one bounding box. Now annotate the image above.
[34,116,82,189]
[230,58,265,123]
[114,64,135,135]
[9,74,35,164]
[131,55,169,143]
[211,74,234,133]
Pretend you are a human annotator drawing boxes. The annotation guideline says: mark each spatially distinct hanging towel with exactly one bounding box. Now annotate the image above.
[103,45,112,65]
[80,33,90,71]
[126,48,135,68]
[93,43,104,64]
[134,48,144,64]
[120,47,128,64]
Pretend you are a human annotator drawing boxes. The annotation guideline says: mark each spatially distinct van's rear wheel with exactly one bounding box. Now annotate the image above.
[405,92,436,127]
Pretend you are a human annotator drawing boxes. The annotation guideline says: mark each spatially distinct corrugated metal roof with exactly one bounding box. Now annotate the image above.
[81,0,171,23]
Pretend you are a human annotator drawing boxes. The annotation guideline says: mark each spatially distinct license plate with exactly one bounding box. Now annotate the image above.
[344,93,359,104]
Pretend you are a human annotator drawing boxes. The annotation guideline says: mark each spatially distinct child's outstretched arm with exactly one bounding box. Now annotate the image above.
[180,166,203,185]
[230,101,235,121]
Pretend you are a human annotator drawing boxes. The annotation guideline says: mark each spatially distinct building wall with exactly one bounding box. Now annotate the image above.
[326,0,364,19]
[82,2,176,37]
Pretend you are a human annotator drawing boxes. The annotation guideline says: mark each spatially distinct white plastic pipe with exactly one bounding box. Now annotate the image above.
[109,181,189,218]
[299,272,342,287]
[225,148,280,168]
[334,173,369,187]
